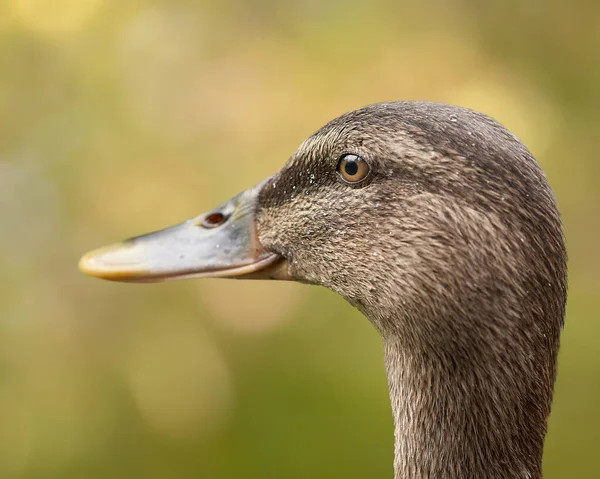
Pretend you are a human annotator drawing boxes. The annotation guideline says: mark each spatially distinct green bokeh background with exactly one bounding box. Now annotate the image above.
[0,1,598,477]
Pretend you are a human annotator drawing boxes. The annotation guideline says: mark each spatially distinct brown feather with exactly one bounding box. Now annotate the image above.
[256,102,567,479]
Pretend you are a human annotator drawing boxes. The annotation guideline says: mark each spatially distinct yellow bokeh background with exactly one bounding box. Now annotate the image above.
[0,0,598,477]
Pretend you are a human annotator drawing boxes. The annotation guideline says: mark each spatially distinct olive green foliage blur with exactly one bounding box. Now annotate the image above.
[0,0,598,477]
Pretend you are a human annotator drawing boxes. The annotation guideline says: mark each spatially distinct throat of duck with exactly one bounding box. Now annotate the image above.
[383,334,546,479]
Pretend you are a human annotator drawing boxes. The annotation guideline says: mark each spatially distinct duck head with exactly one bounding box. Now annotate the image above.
[80,102,565,338]
[80,102,567,478]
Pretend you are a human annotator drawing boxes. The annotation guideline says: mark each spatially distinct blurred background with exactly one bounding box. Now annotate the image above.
[0,0,598,477]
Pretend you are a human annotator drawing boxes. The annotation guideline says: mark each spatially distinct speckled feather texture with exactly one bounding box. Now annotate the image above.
[256,102,567,479]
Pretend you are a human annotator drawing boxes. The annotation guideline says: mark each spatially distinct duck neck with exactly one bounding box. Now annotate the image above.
[383,333,553,479]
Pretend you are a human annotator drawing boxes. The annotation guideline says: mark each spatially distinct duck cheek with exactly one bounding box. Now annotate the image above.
[272,252,326,287]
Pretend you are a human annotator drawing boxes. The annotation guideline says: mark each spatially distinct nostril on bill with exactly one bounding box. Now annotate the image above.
[200,212,228,229]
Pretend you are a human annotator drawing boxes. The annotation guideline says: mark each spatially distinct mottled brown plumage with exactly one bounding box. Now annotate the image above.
[255,102,567,478]
[80,101,567,479]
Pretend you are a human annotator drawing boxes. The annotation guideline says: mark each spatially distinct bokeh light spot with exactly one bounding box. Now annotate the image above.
[125,322,233,439]
[14,0,104,36]
[200,281,304,334]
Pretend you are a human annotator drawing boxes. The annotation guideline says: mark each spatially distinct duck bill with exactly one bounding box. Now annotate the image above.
[78,184,287,283]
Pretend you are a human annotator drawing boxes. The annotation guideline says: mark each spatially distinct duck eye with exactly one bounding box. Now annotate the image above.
[337,154,370,184]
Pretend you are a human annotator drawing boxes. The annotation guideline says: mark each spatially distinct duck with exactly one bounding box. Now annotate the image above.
[79,101,567,479]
